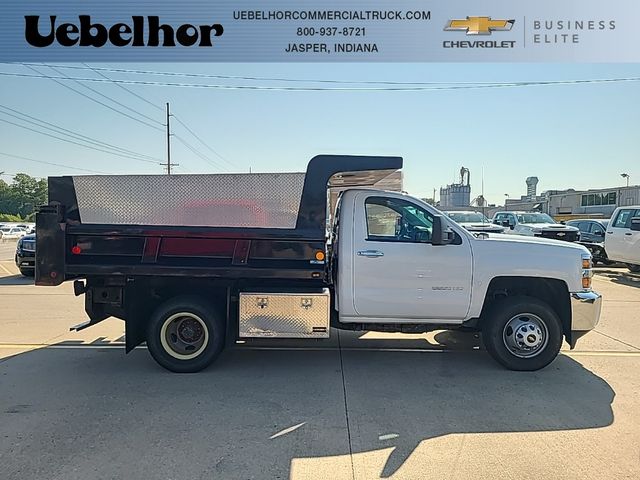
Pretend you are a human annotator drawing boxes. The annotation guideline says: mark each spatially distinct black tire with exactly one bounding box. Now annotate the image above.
[627,264,640,274]
[146,295,225,373]
[482,296,563,371]
[19,268,34,277]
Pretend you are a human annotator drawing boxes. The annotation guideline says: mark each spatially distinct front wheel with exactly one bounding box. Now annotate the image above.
[627,264,640,274]
[482,296,563,371]
[146,296,225,373]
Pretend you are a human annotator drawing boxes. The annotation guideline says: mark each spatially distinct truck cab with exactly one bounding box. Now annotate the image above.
[605,206,640,272]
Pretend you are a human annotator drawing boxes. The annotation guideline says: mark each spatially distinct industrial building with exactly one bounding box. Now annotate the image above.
[495,179,640,219]
[439,167,471,208]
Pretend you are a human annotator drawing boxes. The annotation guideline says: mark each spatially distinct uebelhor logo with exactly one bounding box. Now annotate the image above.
[24,16,224,48]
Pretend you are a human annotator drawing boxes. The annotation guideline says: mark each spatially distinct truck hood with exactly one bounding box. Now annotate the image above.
[460,222,505,232]
[519,223,579,231]
[476,231,588,252]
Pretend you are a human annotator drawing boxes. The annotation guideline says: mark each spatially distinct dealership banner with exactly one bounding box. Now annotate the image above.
[1,0,639,62]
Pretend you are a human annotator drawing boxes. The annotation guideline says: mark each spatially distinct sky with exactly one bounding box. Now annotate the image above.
[0,62,638,205]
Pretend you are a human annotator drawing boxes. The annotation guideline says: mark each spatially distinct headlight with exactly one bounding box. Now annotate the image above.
[581,253,593,289]
[531,228,542,234]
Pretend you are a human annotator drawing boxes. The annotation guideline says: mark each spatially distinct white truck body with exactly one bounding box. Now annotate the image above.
[492,211,580,241]
[337,190,594,325]
[37,155,603,372]
[605,206,640,270]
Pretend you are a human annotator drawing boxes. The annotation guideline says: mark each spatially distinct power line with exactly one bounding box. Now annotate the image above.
[172,113,235,170]
[82,63,164,112]
[0,117,162,165]
[23,65,164,132]
[0,104,163,162]
[0,151,108,174]
[3,69,640,91]
[9,62,539,86]
[46,65,164,126]
[173,134,224,171]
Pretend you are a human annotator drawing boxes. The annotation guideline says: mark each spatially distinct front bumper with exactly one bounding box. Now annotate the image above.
[15,251,35,270]
[568,291,602,347]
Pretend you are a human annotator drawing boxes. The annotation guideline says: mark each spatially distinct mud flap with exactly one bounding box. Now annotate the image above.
[124,283,148,353]
[567,330,589,349]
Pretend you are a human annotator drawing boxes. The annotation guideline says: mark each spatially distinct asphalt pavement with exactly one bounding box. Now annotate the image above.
[0,240,639,479]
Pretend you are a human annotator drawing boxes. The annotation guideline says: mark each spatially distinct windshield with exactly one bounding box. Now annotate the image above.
[1,228,11,232]
[516,213,556,224]
[447,212,490,223]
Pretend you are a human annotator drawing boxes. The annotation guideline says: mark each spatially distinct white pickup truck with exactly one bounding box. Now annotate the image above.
[35,155,602,372]
[605,206,640,272]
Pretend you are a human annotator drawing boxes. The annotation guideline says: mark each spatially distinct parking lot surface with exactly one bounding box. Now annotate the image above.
[1,238,639,479]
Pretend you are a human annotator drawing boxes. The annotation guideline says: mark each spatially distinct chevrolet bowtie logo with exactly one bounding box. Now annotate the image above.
[445,17,515,35]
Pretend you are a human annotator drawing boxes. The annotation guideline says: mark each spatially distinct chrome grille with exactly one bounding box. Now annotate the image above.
[536,231,579,242]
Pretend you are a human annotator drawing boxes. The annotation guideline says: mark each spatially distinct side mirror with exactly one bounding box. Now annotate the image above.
[432,215,454,245]
[560,220,566,225]
[631,217,640,231]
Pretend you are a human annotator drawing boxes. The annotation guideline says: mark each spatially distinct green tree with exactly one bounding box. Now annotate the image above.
[0,173,47,219]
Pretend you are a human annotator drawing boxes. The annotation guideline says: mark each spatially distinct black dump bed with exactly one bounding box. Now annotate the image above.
[35,155,402,286]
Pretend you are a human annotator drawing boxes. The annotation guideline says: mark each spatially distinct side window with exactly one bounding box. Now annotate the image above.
[508,214,517,224]
[365,197,434,243]
[589,223,605,236]
[365,202,401,238]
[613,209,634,228]
[577,221,590,233]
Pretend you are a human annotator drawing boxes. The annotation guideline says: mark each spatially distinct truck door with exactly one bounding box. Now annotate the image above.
[606,208,637,263]
[351,192,472,321]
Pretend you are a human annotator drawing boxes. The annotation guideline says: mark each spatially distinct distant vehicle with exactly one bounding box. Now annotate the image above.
[15,234,35,276]
[446,211,505,234]
[0,226,26,240]
[565,219,612,265]
[492,211,580,242]
[605,206,640,273]
[17,223,36,234]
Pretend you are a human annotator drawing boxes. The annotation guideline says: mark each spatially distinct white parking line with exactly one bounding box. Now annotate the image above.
[1,343,639,357]
[0,263,14,275]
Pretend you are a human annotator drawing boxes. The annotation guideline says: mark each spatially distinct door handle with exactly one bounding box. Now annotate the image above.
[357,250,384,258]
[606,231,613,234]
[625,232,633,236]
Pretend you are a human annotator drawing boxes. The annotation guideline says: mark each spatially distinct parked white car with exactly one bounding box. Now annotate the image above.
[605,206,640,273]
[492,211,581,242]
[0,227,26,240]
[446,211,506,234]
[17,223,36,234]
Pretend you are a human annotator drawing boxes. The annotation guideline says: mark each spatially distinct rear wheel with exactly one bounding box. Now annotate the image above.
[146,296,225,373]
[482,296,563,371]
[627,264,640,273]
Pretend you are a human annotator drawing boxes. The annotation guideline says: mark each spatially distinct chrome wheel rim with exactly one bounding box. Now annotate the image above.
[502,313,548,359]
[160,312,209,360]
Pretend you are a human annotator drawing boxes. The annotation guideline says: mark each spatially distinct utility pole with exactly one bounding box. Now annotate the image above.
[621,173,630,187]
[165,102,178,174]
